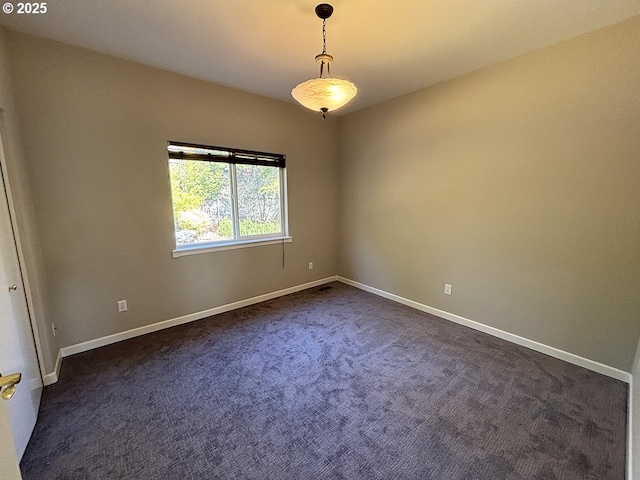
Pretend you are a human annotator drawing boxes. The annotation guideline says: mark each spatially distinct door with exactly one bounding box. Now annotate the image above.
[0,127,42,474]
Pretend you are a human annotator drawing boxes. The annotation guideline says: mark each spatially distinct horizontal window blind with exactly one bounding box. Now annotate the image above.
[168,141,285,168]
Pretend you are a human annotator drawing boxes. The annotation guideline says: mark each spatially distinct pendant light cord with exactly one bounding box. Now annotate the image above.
[322,19,327,54]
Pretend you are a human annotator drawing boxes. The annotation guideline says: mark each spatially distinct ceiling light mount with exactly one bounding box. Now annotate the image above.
[291,3,357,119]
[315,3,333,20]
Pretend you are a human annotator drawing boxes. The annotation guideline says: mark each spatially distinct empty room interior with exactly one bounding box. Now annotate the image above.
[0,1,639,479]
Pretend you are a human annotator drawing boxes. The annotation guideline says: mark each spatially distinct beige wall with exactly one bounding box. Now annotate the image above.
[5,30,339,351]
[0,28,58,374]
[338,16,640,371]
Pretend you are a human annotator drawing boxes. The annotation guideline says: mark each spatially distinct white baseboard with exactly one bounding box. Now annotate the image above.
[58,276,338,360]
[42,350,62,386]
[337,276,631,384]
[47,274,630,384]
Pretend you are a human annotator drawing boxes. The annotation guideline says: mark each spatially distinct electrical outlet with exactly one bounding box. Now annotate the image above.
[51,322,58,336]
[444,284,452,295]
[117,300,128,312]
[309,261,314,270]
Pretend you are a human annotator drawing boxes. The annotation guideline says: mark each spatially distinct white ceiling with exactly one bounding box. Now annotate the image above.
[2,1,639,115]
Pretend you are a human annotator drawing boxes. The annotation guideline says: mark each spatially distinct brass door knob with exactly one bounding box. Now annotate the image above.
[0,372,21,400]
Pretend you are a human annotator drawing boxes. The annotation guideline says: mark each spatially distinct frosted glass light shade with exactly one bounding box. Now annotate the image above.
[291,77,357,113]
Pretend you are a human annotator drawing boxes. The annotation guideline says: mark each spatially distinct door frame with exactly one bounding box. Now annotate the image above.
[0,113,45,380]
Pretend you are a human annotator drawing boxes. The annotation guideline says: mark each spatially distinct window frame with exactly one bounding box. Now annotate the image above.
[167,141,291,258]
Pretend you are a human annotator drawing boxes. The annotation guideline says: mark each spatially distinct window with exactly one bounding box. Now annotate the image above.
[168,141,289,256]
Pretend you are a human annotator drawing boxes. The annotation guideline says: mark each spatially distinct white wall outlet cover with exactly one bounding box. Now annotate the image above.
[117,300,128,312]
[444,284,452,295]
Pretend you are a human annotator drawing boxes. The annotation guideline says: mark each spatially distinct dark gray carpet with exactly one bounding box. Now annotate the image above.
[21,282,627,479]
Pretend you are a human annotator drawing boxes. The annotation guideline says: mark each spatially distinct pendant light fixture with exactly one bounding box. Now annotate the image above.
[292,4,357,119]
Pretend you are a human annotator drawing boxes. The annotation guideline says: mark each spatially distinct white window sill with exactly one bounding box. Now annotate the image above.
[172,236,293,258]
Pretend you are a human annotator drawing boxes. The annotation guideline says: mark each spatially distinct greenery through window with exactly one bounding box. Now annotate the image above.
[168,142,287,249]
